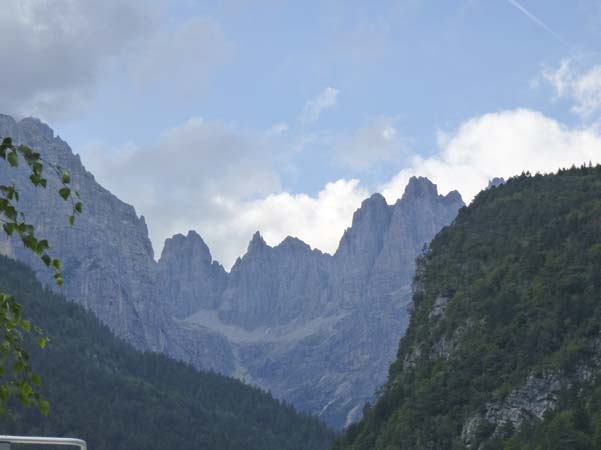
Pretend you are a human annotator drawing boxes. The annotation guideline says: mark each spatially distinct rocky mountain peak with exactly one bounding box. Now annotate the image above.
[0,114,17,129]
[354,192,389,222]
[401,176,439,201]
[158,230,227,317]
[247,231,268,255]
[19,117,55,141]
[276,235,313,253]
[487,177,506,189]
[160,230,213,266]
[443,190,463,205]
[335,193,391,260]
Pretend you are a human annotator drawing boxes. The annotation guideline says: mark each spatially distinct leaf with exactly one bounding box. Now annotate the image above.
[19,382,32,397]
[69,215,75,226]
[3,223,15,236]
[7,151,18,167]
[75,202,83,213]
[0,385,9,402]
[52,259,61,270]
[31,374,41,386]
[38,400,49,415]
[62,172,70,184]
[37,239,49,254]
[38,338,46,349]
[41,254,51,267]
[13,360,24,373]
[4,205,17,220]
[58,187,70,200]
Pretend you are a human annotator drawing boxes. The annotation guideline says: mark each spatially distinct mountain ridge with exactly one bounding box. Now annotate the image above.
[0,114,464,428]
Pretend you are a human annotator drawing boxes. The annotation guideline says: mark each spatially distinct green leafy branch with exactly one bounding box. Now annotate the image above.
[0,136,83,414]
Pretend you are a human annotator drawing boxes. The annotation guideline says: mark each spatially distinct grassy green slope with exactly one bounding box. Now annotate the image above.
[335,165,601,450]
[0,256,336,450]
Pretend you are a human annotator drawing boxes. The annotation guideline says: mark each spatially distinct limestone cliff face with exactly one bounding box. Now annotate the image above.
[0,115,168,351]
[0,115,464,429]
[218,233,332,328]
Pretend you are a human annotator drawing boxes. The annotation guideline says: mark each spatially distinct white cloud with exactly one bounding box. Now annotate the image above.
[206,179,367,266]
[80,117,366,268]
[0,1,232,120]
[300,87,340,125]
[82,109,601,270]
[129,16,233,89]
[0,0,153,120]
[540,59,601,118]
[381,108,601,203]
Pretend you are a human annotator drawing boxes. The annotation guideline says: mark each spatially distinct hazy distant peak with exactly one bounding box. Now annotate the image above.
[160,230,212,265]
[186,229,204,240]
[352,192,390,224]
[19,117,55,140]
[277,235,312,252]
[0,114,17,128]
[358,192,388,212]
[248,231,268,253]
[401,176,439,200]
[443,190,464,205]
[487,177,506,189]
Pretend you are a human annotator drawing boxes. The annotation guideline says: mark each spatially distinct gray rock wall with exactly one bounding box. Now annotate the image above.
[0,115,169,351]
[162,178,464,428]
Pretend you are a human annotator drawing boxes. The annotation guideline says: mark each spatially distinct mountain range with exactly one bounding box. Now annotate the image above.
[0,114,464,428]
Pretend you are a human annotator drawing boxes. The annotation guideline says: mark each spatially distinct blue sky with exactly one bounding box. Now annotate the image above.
[3,0,601,267]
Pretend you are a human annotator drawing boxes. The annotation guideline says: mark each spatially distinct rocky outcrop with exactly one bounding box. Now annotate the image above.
[461,354,601,447]
[462,372,562,447]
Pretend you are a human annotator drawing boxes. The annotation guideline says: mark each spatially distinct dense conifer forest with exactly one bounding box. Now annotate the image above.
[335,165,601,450]
[0,256,335,450]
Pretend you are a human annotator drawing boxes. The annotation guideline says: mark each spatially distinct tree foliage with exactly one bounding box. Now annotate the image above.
[335,165,601,450]
[0,136,81,414]
[0,256,336,450]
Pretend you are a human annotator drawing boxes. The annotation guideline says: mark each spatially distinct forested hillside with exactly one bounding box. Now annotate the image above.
[335,165,601,450]
[0,256,335,450]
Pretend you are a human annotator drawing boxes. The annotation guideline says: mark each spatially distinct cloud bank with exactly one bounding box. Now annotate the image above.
[381,109,601,203]
[82,117,367,268]
[0,0,232,121]
[81,108,601,269]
